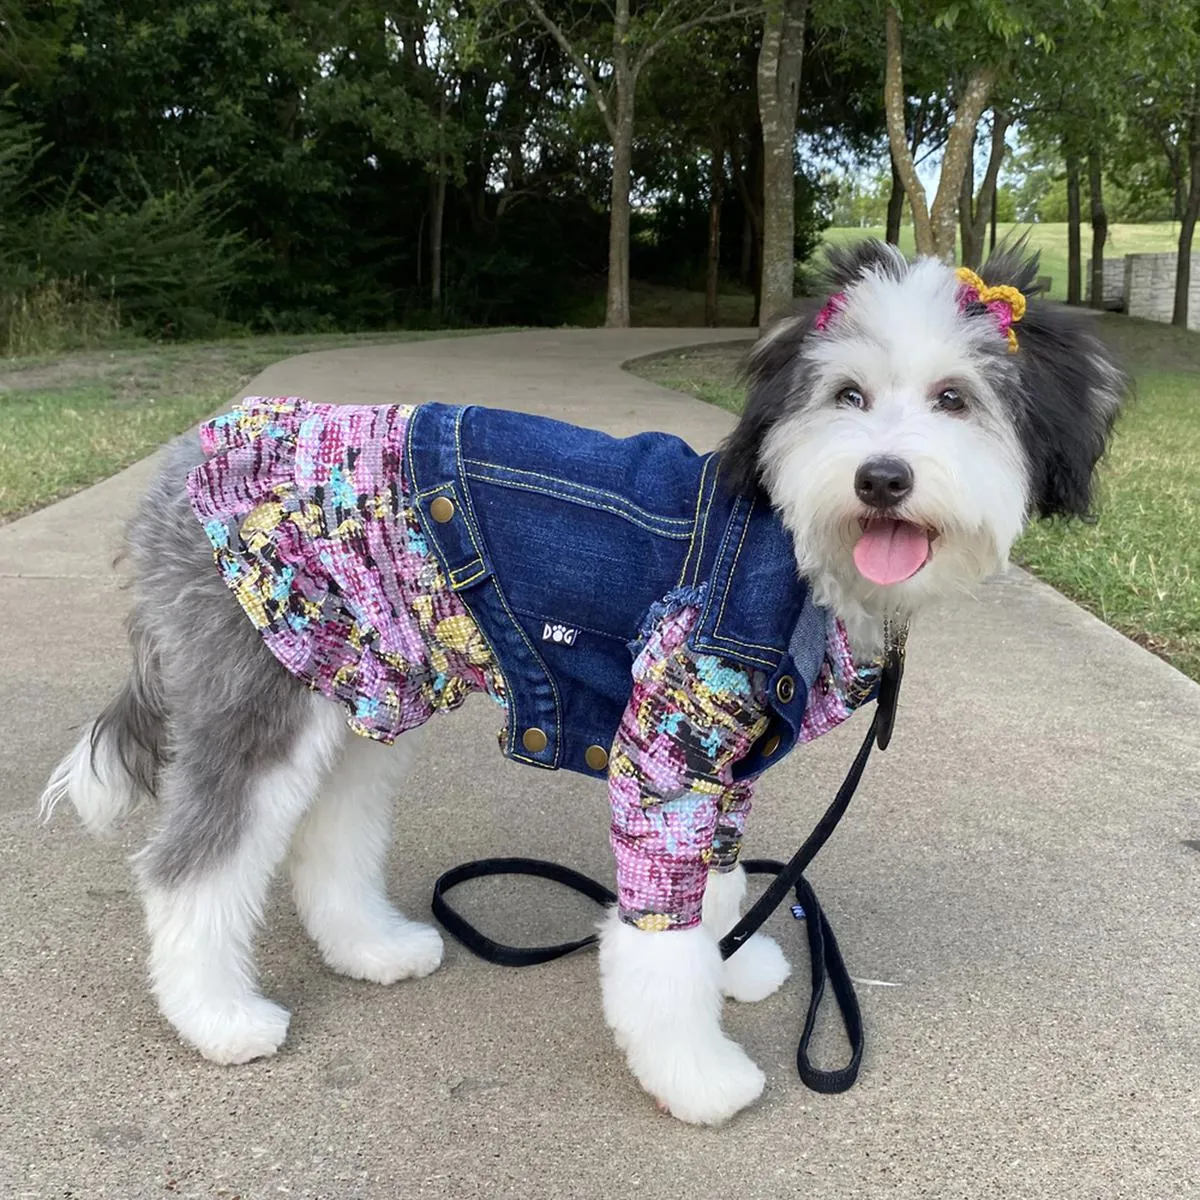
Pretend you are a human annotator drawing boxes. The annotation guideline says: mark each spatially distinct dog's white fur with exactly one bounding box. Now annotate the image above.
[42,249,1114,1125]
[41,722,143,837]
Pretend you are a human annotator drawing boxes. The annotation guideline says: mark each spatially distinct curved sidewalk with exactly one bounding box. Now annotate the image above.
[2,328,1197,1199]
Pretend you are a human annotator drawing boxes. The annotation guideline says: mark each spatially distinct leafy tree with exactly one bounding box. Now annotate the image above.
[478,0,762,327]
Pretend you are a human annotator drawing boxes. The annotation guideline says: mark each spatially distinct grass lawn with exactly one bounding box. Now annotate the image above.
[627,313,1200,683]
[0,331,495,522]
[821,222,1182,301]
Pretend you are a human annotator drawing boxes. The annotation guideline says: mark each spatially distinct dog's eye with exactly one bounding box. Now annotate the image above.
[836,386,869,411]
[935,387,966,413]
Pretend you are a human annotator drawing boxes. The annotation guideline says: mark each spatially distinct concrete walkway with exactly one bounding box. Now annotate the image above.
[2,329,1198,1199]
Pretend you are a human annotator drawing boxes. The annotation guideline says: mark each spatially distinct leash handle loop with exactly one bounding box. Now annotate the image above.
[431,856,615,967]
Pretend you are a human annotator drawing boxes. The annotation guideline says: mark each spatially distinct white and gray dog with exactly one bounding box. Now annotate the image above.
[41,243,1124,1125]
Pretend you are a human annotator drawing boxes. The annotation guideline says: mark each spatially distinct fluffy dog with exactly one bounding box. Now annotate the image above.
[41,243,1124,1125]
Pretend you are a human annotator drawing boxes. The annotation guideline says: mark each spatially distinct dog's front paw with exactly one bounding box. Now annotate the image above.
[598,910,766,1124]
[628,1029,765,1125]
[174,995,291,1065]
[722,933,791,1002]
[322,918,444,985]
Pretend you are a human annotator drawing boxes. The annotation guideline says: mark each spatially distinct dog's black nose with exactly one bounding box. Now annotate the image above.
[854,457,913,509]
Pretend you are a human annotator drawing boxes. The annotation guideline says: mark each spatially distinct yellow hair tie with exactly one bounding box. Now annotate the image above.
[955,267,1026,352]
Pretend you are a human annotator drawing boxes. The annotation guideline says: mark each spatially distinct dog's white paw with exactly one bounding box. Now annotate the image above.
[176,995,291,1065]
[627,1030,766,1125]
[722,933,791,1002]
[598,910,765,1124]
[322,918,445,984]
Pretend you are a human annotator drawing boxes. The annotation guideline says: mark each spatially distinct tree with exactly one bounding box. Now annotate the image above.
[637,22,758,324]
[883,4,997,260]
[756,0,807,323]
[513,0,761,327]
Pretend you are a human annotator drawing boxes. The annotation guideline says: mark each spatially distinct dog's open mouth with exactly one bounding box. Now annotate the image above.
[853,518,935,585]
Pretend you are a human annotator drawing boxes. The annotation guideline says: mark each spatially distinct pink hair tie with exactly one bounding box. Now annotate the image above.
[814,291,847,331]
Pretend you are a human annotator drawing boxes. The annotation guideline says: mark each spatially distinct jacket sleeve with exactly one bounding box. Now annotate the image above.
[608,605,769,932]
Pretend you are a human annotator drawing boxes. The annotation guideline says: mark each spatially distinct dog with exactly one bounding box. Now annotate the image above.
[40,242,1124,1125]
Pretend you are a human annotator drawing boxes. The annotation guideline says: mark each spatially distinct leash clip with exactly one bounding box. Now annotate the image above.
[874,617,908,751]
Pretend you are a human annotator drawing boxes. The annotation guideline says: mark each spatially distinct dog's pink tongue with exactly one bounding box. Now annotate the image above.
[853,520,931,585]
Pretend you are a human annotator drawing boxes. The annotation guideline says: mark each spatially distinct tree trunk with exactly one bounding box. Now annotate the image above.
[730,134,755,287]
[434,87,448,314]
[1066,153,1082,305]
[705,132,725,327]
[962,109,1009,269]
[1088,149,1108,310]
[604,1,635,329]
[605,76,634,327]
[990,184,998,253]
[886,150,904,244]
[959,127,978,268]
[741,209,754,285]
[1173,85,1200,328]
[928,69,996,261]
[430,173,445,312]
[756,0,809,326]
[884,6,933,255]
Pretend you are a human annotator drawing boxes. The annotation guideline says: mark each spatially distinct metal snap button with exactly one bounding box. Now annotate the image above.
[429,496,455,523]
[775,675,795,704]
[585,745,609,772]
[761,734,781,758]
[522,727,548,753]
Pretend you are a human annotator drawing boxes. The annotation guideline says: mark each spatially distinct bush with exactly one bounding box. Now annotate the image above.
[0,276,121,357]
[0,97,250,349]
[36,177,251,339]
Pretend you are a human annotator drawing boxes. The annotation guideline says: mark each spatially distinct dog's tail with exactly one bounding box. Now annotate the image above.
[39,616,167,836]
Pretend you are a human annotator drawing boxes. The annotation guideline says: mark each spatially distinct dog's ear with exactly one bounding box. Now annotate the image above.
[720,309,815,494]
[982,244,1127,519]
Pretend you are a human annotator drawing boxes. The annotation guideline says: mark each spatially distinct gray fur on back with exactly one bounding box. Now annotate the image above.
[119,432,317,888]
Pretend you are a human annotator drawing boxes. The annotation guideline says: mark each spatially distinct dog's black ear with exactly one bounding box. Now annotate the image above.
[822,238,907,292]
[982,245,1127,519]
[720,309,815,494]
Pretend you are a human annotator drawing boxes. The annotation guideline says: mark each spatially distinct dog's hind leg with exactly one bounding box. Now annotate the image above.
[288,725,444,984]
[135,694,346,1065]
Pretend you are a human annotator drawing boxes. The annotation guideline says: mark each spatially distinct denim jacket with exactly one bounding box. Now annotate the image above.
[404,402,865,781]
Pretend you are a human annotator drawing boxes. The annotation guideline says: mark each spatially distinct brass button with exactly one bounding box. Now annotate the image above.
[761,734,781,758]
[585,744,609,772]
[429,496,455,523]
[775,675,795,704]
[522,727,548,754]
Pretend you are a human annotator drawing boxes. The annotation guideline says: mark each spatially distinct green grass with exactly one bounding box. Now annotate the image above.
[626,313,1200,683]
[627,342,748,413]
[0,331,483,521]
[1017,369,1200,679]
[821,222,1182,301]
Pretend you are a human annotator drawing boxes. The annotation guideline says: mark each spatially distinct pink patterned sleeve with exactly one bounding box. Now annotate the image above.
[607,606,770,932]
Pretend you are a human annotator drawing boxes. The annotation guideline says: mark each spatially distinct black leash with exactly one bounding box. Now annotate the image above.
[431,629,905,1095]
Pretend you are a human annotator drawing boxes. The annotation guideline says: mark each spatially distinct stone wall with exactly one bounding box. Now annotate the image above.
[1123,252,1200,331]
[1085,257,1126,309]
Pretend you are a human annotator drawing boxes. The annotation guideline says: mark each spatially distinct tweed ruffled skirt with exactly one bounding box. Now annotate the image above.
[186,398,505,742]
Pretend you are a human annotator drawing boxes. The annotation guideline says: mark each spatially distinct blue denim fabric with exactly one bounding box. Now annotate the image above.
[405,403,839,780]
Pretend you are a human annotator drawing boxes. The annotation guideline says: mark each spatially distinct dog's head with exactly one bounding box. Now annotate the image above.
[721,240,1126,632]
